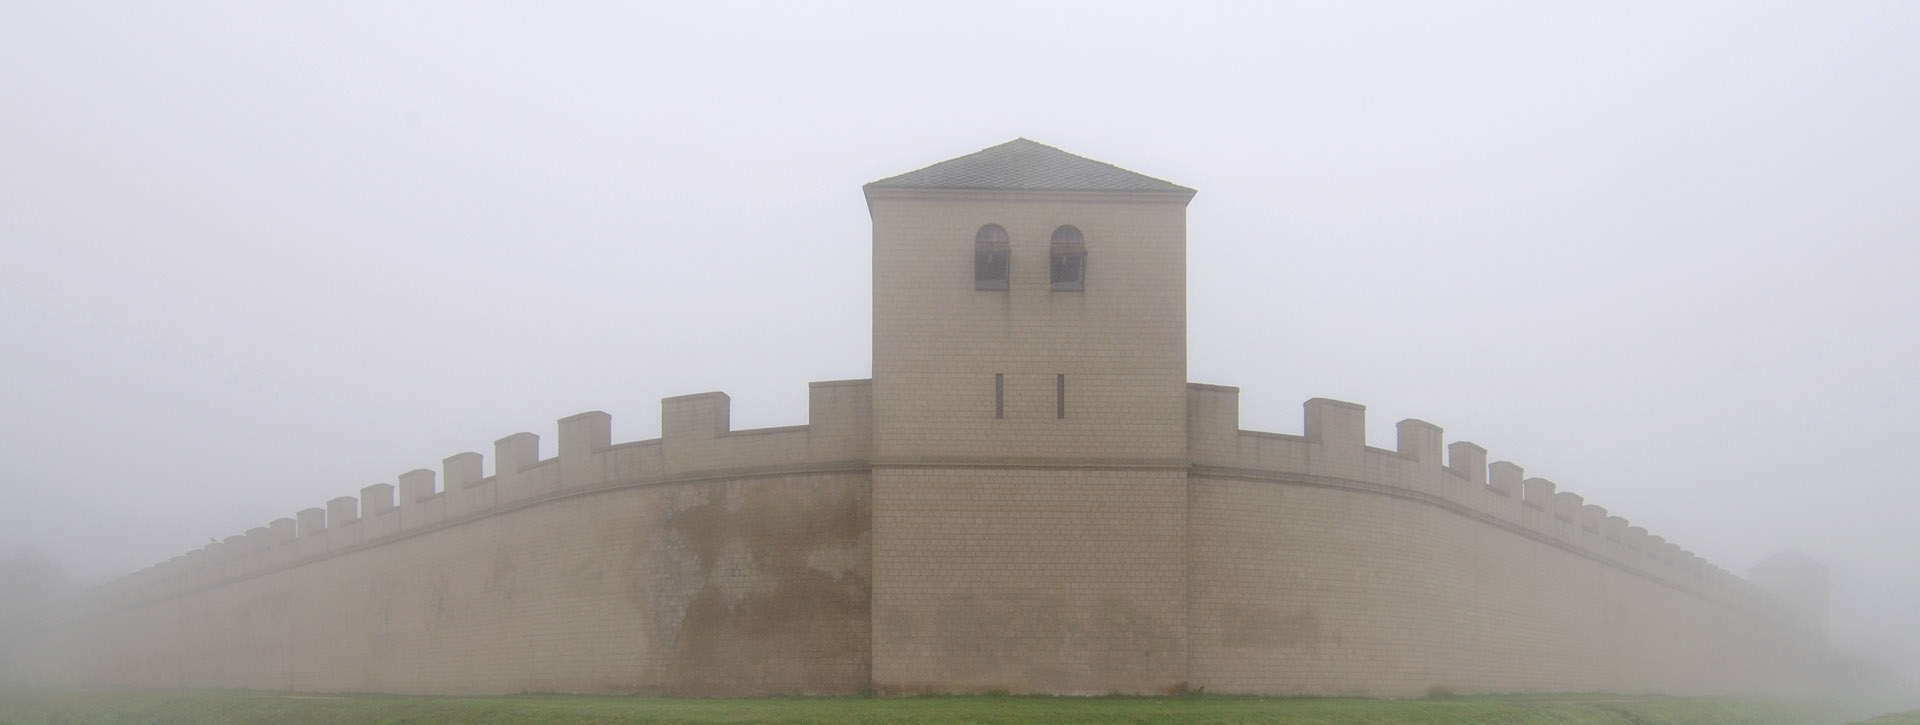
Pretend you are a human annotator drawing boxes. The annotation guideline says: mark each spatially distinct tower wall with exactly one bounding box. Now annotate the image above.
[870,466,1188,694]
[865,189,1195,693]
[866,190,1190,462]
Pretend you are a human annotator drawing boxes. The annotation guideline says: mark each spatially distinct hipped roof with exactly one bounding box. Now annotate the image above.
[865,138,1193,194]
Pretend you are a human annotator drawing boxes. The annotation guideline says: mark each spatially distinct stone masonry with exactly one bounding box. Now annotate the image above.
[0,140,1827,697]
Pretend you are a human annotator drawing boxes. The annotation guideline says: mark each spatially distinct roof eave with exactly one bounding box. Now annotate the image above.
[862,184,1198,210]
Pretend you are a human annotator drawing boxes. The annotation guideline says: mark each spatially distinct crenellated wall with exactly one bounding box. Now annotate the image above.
[1,379,1822,698]
[0,141,1825,699]
[1185,383,1823,697]
[5,380,876,695]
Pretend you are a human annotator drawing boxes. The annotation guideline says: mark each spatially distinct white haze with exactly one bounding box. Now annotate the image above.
[2,0,1916,704]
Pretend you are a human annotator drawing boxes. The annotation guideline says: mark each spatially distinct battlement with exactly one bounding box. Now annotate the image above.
[10,139,1827,700]
[72,377,1805,638]
[86,379,874,614]
[1186,383,1807,631]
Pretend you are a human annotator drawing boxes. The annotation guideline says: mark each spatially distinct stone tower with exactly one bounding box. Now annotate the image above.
[862,139,1199,694]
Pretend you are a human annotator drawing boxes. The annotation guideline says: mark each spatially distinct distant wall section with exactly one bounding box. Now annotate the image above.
[6,381,875,696]
[1184,384,1825,698]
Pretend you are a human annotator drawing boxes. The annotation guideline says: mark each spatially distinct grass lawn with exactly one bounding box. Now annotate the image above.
[1860,712,1920,725]
[0,689,1875,725]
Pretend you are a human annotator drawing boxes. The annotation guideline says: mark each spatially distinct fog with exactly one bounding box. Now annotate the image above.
[2,0,1916,706]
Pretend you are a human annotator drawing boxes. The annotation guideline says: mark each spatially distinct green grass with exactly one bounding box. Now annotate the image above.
[1859,711,1920,725]
[0,688,1870,725]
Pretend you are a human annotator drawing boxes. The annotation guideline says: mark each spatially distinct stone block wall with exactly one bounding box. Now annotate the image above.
[4,381,876,695]
[0,379,1823,697]
[866,190,1191,464]
[1185,383,1823,697]
[870,466,1189,695]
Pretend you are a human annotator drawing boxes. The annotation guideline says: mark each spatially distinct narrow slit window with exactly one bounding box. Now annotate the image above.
[1056,374,1066,419]
[1050,225,1085,291]
[975,224,1010,290]
[995,373,1004,419]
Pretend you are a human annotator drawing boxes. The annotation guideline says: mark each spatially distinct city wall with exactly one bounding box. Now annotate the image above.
[0,380,1822,697]
[1187,383,1823,697]
[3,381,876,695]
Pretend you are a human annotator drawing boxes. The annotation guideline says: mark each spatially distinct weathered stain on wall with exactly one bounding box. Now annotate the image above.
[658,478,869,694]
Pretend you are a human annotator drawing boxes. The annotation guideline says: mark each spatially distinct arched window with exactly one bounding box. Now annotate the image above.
[975,224,1010,290]
[1050,225,1085,291]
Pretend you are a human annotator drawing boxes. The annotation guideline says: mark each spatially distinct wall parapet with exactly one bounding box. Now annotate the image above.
[78,379,875,617]
[1186,383,1809,634]
[68,379,1804,644]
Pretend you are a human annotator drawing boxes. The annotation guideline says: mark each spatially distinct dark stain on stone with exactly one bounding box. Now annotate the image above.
[1088,596,1184,686]
[488,540,520,601]
[425,569,453,628]
[661,478,870,695]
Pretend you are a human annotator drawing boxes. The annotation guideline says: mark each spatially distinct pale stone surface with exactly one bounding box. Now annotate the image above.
[0,141,1825,698]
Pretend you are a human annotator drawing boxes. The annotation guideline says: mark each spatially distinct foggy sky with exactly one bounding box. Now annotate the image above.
[2,0,1916,691]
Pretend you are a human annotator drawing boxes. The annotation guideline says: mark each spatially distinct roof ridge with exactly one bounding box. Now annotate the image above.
[865,139,1193,194]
